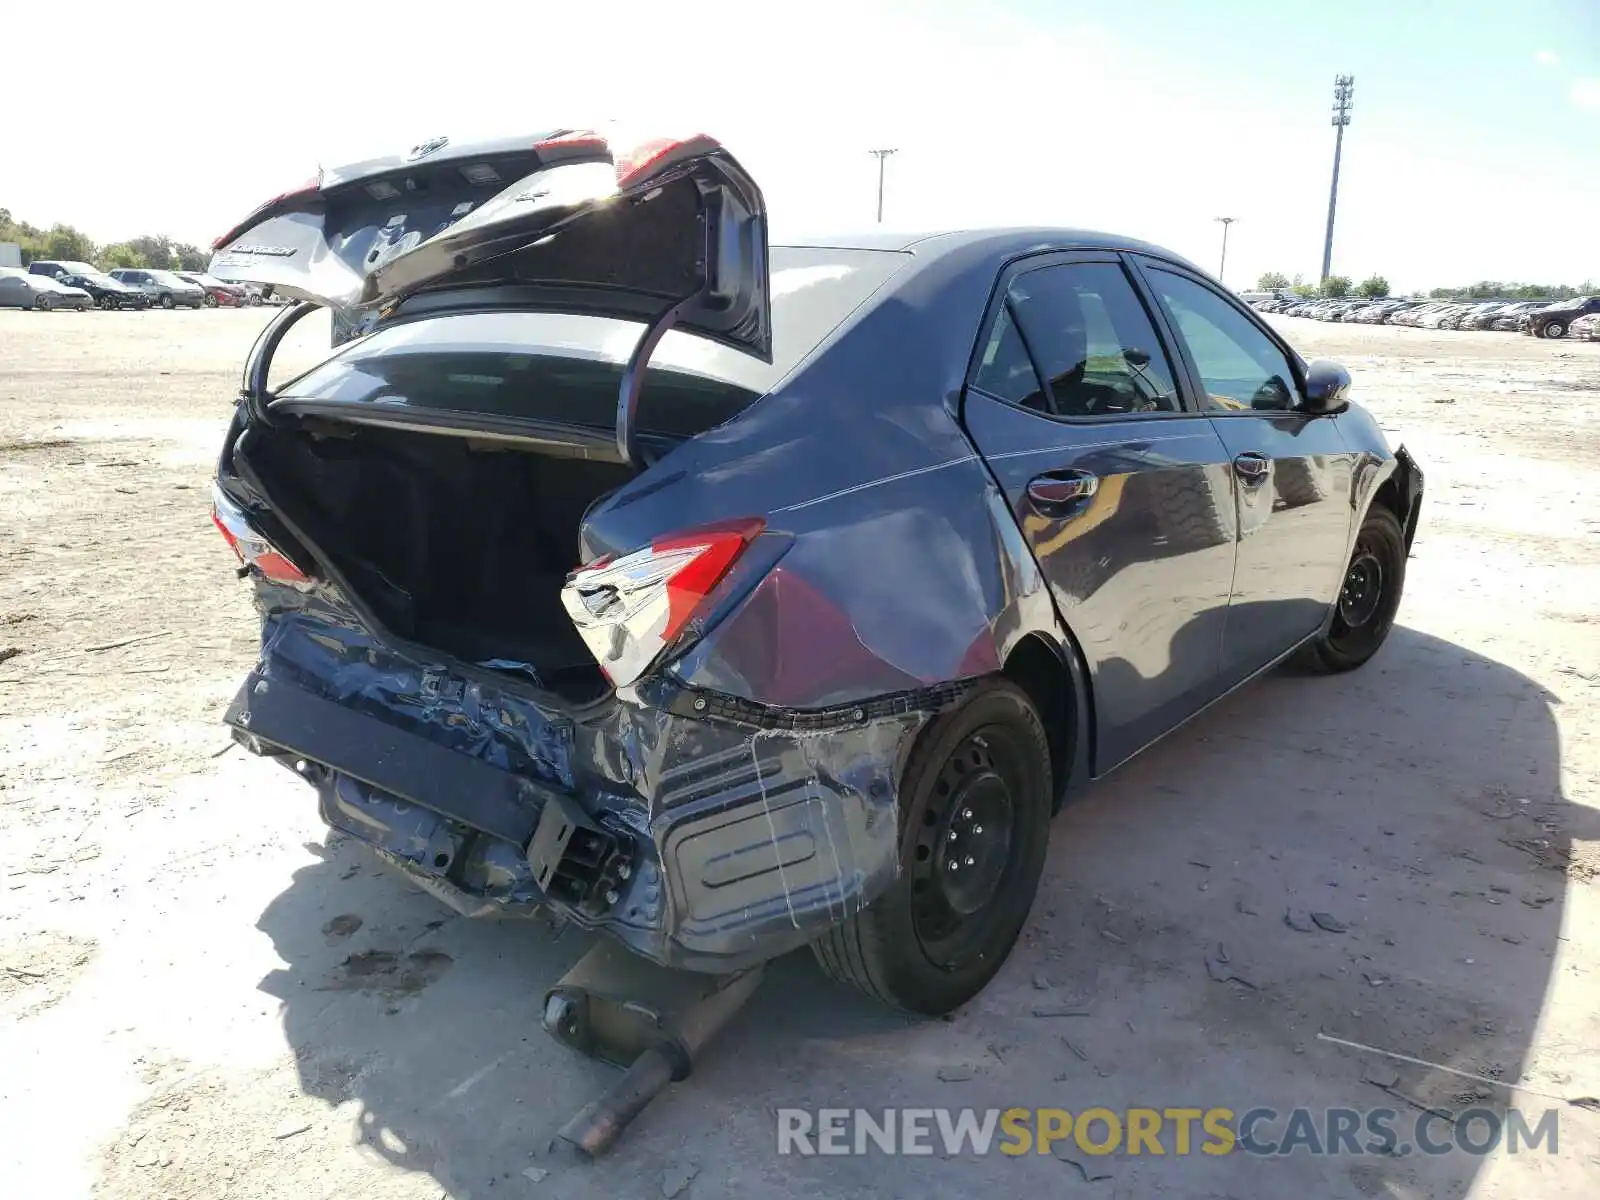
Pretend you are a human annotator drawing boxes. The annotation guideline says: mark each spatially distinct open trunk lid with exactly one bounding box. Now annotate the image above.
[208,131,771,362]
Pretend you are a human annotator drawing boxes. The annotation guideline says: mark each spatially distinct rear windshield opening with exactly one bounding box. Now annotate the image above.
[274,245,910,441]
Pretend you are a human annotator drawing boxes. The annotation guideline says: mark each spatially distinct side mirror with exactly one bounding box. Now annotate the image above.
[1302,359,1351,413]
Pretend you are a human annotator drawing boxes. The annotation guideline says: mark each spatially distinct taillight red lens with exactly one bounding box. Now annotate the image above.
[560,519,763,687]
[212,488,311,587]
[210,174,323,250]
[533,129,611,158]
[615,134,718,189]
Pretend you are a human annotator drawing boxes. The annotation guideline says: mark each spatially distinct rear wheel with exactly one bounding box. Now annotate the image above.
[204,293,218,308]
[1294,506,1405,673]
[32,295,50,311]
[812,680,1052,1014]
[160,293,175,309]
[1542,321,1566,339]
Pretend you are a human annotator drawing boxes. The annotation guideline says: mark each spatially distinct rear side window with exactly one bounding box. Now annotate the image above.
[999,262,1181,417]
[973,305,1048,411]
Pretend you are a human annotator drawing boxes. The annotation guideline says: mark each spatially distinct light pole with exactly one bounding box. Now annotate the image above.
[1322,75,1354,283]
[1214,216,1237,283]
[869,148,897,224]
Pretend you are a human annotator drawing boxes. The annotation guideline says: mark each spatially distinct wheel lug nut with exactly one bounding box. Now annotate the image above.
[961,808,973,820]
[948,830,958,841]
[948,860,960,872]
[973,824,983,834]
[964,856,975,867]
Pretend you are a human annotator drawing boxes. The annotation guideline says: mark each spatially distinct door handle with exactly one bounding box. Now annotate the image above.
[1026,471,1099,515]
[1232,452,1271,485]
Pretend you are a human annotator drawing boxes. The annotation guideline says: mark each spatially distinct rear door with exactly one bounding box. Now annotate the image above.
[962,253,1238,770]
[1134,260,1356,683]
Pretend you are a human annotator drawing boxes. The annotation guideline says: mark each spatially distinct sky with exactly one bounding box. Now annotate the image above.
[2,0,1597,292]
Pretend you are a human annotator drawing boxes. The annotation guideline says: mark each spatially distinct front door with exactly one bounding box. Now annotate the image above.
[1135,263,1357,682]
[963,254,1238,770]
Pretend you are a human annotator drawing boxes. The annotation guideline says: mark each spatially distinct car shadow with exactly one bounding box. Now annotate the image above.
[254,622,1592,1198]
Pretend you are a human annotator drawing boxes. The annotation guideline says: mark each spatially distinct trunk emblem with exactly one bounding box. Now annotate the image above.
[404,136,450,162]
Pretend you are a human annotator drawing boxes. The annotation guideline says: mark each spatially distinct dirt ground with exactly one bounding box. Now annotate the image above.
[2,307,1598,1200]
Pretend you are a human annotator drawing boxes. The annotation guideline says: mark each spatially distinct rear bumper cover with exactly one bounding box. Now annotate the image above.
[226,616,938,972]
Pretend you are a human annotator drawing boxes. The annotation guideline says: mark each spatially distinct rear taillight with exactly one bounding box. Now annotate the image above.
[561,520,763,687]
[211,487,312,587]
[614,134,717,189]
[210,174,323,250]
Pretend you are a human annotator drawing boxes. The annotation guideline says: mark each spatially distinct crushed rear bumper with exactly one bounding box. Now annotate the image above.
[226,617,944,972]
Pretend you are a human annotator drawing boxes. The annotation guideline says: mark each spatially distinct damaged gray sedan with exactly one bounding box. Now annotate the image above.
[209,131,1423,1016]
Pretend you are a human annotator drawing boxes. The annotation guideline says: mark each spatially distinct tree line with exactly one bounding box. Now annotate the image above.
[0,208,208,272]
[1255,270,1595,302]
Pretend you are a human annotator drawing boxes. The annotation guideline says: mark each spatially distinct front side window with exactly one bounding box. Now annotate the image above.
[1146,270,1301,413]
[1005,262,1181,417]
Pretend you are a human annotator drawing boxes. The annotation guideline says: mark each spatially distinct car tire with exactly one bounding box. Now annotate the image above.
[811,680,1052,1014]
[32,296,50,312]
[1293,506,1406,674]
[204,294,218,307]
[160,293,175,309]
[75,302,88,312]
[1541,322,1566,339]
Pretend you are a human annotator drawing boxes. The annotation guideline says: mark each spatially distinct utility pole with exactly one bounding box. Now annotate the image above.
[869,148,897,224]
[1214,217,1237,283]
[1322,75,1354,284]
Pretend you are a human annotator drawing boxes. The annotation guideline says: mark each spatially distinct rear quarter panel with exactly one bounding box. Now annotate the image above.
[584,239,1068,710]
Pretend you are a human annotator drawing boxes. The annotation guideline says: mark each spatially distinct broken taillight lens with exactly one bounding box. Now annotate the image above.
[560,520,763,687]
[614,134,718,190]
[210,174,324,250]
[211,487,312,587]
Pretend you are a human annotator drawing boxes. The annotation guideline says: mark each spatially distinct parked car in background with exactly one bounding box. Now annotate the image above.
[1462,302,1531,331]
[1521,296,1600,339]
[28,260,151,309]
[0,267,92,310]
[175,271,249,307]
[1418,304,1471,329]
[1493,302,1548,332]
[1439,302,1501,330]
[1391,302,1448,327]
[109,268,207,309]
[1570,313,1600,341]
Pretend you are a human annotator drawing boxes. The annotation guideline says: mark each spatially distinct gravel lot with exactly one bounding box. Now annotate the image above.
[2,308,1598,1199]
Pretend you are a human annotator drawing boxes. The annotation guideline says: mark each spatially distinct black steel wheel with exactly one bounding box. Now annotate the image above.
[813,680,1053,1014]
[1295,505,1406,673]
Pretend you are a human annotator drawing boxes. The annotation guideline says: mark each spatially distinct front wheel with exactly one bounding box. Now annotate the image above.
[1542,321,1566,339]
[160,293,175,309]
[812,680,1053,1014]
[204,294,218,308]
[33,296,50,311]
[1294,506,1406,673]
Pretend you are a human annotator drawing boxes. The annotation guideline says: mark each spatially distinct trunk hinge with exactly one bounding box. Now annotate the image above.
[615,292,701,468]
[240,299,322,426]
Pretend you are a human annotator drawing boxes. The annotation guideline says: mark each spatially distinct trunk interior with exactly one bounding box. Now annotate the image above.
[242,422,636,703]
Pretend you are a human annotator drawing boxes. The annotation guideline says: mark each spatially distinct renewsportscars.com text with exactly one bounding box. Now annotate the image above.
[776,1106,1561,1158]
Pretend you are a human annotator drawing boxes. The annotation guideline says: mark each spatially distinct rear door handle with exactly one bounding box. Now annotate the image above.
[1026,470,1099,515]
[1232,452,1271,485]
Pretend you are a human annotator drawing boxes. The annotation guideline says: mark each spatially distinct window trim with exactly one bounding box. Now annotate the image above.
[961,250,1201,424]
[1127,256,1314,419]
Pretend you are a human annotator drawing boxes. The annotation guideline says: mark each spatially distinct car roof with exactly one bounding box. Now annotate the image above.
[779,226,1206,271]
